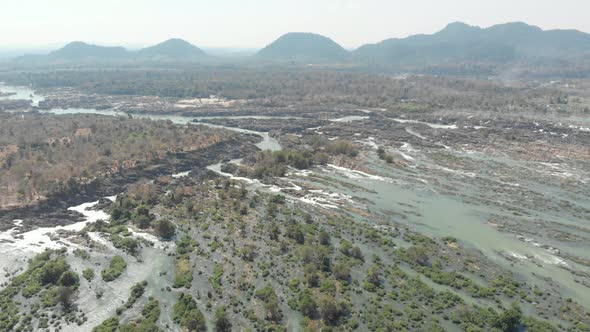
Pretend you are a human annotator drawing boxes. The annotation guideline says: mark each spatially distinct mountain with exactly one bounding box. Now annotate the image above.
[257,33,349,62]
[354,22,590,65]
[136,38,207,60]
[48,42,128,60]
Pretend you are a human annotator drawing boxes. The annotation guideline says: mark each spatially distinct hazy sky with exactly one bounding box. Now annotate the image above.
[2,0,589,49]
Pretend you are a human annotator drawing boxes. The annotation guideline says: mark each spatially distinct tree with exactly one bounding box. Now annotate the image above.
[350,246,364,261]
[214,307,232,332]
[58,286,76,311]
[406,245,429,266]
[286,223,305,244]
[494,303,522,332]
[318,296,343,326]
[58,271,80,287]
[256,284,283,322]
[299,289,317,318]
[318,230,331,246]
[304,264,320,287]
[83,268,95,282]
[365,264,381,291]
[339,240,352,255]
[135,214,152,229]
[183,309,207,332]
[173,293,206,331]
[39,258,69,285]
[333,263,351,282]
[155,219,176,239]
[268,221,280,241]
[241,245,256,262]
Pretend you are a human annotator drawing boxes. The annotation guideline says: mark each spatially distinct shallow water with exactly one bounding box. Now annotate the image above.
[295,152,590,308]
[0,83,45,106]
[329,115,370,123]
[2,85,588,316]
[41,108,282,151]
[392,117,458,129]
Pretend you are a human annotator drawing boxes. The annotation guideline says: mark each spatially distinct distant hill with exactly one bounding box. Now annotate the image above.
[136,38,207,60]
[10,23,590,71]
[354,22,590,65]
[42,39,207,62]
[48,42,128,60]
[257,33,349,62]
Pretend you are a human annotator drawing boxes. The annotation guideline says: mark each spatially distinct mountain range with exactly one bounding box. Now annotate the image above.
[353,22,590,65]
[12,22,590,66]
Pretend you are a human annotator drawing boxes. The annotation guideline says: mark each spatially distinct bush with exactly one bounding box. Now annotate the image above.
[173,293,206,331]
[102,256,127,282]
[326,140,358,157]
[318,230,331,246]
[92,317,119,332]
[364,264,381,292]
[173,258,193,288]
[255,284,283,322]
[125,281,147,308]
[494,303,522,332]
[299,289,318,318]
[318,296,348,326]
[58,271,80,287]
[110,234,139,255]
[156,219,176,239]
[286,223,305,244]
[333,263,351,282]
[214,307,232,332]
[39,258,69,285]
[83,268,95,282]
[241,245,256,262]
[73,249,90,259]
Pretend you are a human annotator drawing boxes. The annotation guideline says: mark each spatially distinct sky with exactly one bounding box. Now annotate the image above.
[1,0,589,50]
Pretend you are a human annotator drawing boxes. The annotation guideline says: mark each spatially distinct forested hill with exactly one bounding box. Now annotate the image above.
[353,22,590,65]
[10,22,590,77]
[44,39,208,62]
[257,32,350,62]
[135,38,207,60]
[48,42,129,61]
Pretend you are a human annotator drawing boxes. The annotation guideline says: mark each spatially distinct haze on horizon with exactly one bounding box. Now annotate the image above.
[2,0,589,50]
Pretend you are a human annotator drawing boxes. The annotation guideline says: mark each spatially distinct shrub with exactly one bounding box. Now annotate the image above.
[58,271,80,287]
[214,307,232,332]
[83,268,95,282]
[173,293,206,331]
[102,256,127,282]
[156,219,176,239]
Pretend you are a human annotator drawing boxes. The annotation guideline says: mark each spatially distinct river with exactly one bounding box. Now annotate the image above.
[1,85,589,315]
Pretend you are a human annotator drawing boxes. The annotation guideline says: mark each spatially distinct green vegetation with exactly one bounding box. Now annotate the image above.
[210,264,224,294]
[377,147,394,163]
[326,140,359,157]
[102,256,127,282]
[214,307,232,332]
[120,298,161,331]
[173,293,206,331]
[173,257,193,288]
[246,149,328,179]
[110,234,139,254]
[93,317,119,332]
[1,76,588,332]
[0,250,83,331]
[155,219,175,239]
[94,297,161,332]
[73,249,91,259]
[255,284,282,322]
[123,281,147,310]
